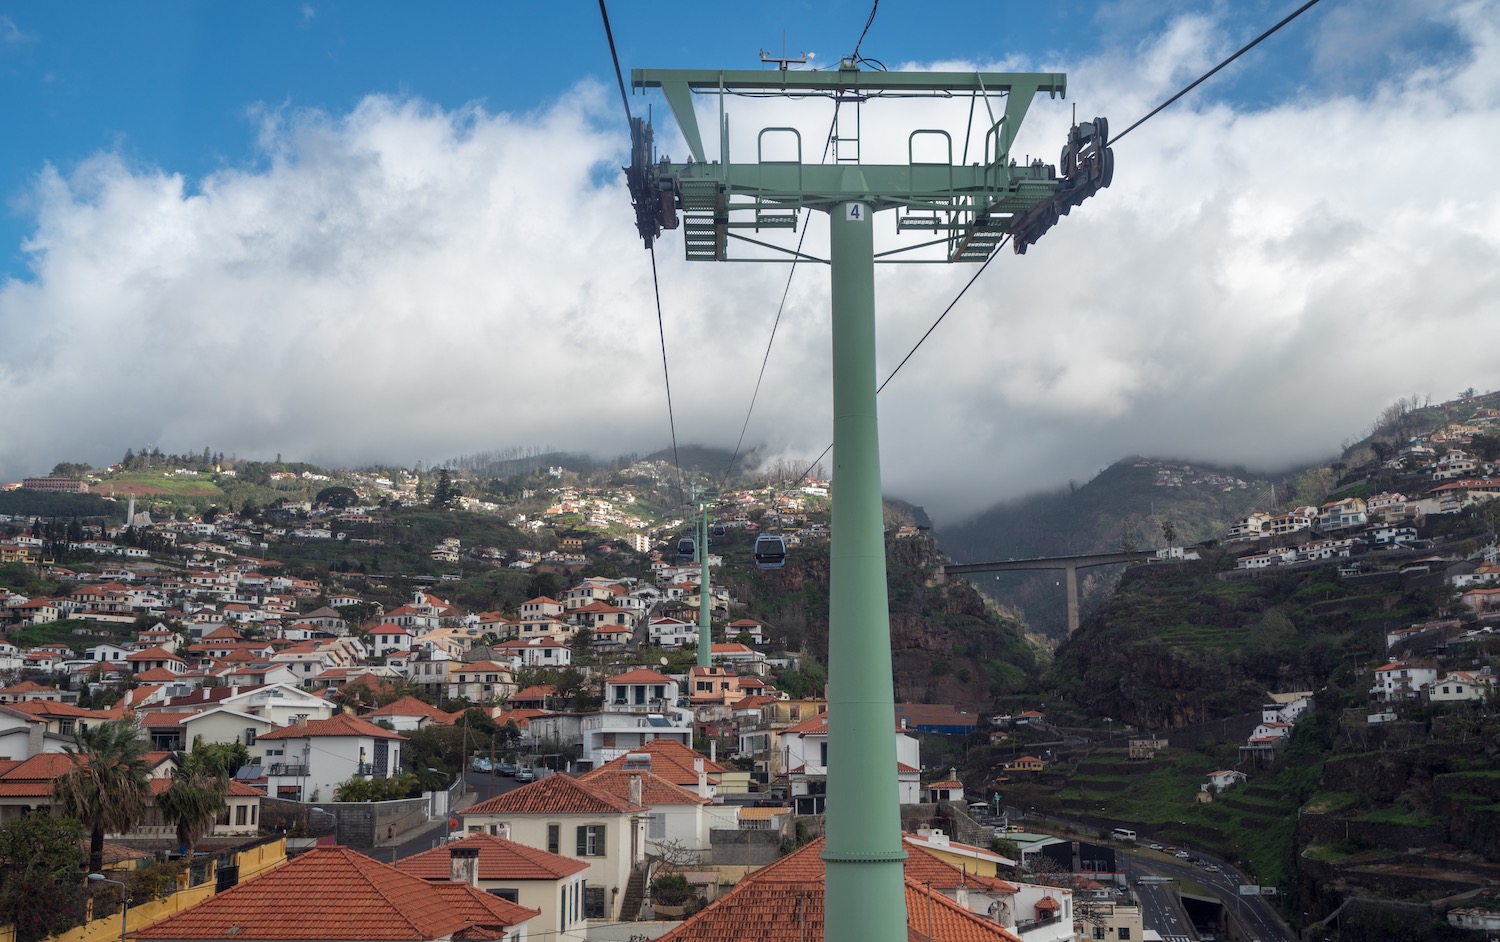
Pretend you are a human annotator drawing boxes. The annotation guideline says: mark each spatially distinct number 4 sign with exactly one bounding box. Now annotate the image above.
[846,202,866,221]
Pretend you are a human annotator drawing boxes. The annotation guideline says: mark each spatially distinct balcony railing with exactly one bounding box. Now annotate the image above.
[266,763,309,777]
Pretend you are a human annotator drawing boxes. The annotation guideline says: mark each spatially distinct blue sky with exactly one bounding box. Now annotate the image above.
[0,1,1494,522]
[2,0,1450,277]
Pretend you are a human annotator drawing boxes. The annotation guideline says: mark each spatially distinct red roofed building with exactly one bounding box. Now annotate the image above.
[580,763,738,856]
[396,832,587,938]
[461,774,646,921]
[365,695,458,732]
[650,837,1027,942]
[134,845,537,942]
[257,714,406,802]
[587,740,724,799]
[603,669,679,712]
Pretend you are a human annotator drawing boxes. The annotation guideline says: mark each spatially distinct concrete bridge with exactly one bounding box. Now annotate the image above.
[943,550,1158,634]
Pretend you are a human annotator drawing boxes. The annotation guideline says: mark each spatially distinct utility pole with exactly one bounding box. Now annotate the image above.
[626,60,1111,942]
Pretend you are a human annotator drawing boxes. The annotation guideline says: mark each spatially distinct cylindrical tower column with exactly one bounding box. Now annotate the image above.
[822,169,907,942]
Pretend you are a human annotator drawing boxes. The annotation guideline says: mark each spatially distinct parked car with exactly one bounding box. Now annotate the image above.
[515,766,535,782]
[1174,850,1191,859]
[1148,843,1164,851]
[496,761,518,776]
[470,756,492,773]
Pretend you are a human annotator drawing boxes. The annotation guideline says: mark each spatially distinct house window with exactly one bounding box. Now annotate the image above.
[577,824,605,856]
[1118,930,1131,940]
[584,886,607,919]
[235,804,248,826]
[245,728,257,746]
[819,742,828,767]
[548,824,560,854]
[648,813,666,839]
[487,888,519,903]
[1093,929,1106,940]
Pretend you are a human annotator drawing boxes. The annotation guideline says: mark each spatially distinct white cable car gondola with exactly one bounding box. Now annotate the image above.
[677,536,697,561]
[754,534,787,570]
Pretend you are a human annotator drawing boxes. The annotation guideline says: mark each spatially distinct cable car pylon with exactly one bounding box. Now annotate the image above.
[627,57,1111,942]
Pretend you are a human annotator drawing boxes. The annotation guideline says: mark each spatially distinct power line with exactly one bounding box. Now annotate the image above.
[1109,0,1326,146]
[648,245,684,496]
[795,0,1325,483]
[725,1,889,485]
[599,0,685,497]
[723,101,844,482]
[597,0,633,129]
[852,0,880,60]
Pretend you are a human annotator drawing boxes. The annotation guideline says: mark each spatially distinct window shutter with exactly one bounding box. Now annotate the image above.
[577,826,587,855]
[597,825,605,857]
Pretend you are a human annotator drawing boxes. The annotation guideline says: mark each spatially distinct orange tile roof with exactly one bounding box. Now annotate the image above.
[258,713,406,741]
[588,739,725,784]
[395,832,588,881]
[607,668,674,684]
[463,773,643,817]
[367,696,457,723]
[735,806,790,821]
[784,713,829,735]
[134,846,535,940]
[653,838,1022,942]
[578,768,711,806]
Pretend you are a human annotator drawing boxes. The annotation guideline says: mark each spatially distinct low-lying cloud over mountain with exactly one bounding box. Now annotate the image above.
[1,4,1497,524]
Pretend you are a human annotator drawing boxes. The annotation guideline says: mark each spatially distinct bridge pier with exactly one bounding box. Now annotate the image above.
[1063,562,1080,635]
[942,550,1157,635]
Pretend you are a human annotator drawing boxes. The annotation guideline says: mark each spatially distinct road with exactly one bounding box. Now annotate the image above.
[1008,807,1293,942]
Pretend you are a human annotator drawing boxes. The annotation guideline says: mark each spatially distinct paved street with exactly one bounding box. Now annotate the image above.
[1009,807,1292,942]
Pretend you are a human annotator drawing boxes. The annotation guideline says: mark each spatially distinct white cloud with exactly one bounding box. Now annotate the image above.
[1,4,1499,526]
[0,14,36,47]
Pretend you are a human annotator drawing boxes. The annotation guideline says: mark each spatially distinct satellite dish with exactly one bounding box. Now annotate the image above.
[660,657,669,666]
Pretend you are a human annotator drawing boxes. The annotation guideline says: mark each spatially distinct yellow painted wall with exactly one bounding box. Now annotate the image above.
[35,839,287,942]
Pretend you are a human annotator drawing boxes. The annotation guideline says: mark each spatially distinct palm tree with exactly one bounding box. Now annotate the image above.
[51,719,153,875]
[157,738,234,857]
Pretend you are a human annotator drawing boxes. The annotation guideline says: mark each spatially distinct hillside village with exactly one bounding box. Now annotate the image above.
[0,460,1114,942]
[6,400,1500,940]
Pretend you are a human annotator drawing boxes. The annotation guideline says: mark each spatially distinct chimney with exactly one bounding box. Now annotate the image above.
[449,845,480,886]
[695,757,706,797]
[297,715,308,729]
[628,773,644,808]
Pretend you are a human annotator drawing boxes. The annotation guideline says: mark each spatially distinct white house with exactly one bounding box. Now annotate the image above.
[779,712,921,814]
[1372,658,1440,701]
[580,761,738,856]
[1428,670,1496,703]
[1202,769,1247,793]
[496,637,572,669]
[256,713,406,804]
[394,834,587,939]
[603,669,679,712]
[647,617,697,648]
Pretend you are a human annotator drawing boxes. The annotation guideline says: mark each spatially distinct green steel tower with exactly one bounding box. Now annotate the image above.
[626,60,1111,942]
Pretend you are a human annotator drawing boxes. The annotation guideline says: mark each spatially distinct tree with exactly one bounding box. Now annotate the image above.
[0,814,88,942]
[316,486,360,509]
[430,469,460,510]
[156,752,229,857]
[52,719,154,875]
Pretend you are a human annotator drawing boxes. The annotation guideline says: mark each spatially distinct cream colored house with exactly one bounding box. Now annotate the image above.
[461,773,646,921]
[395,833,588,938]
